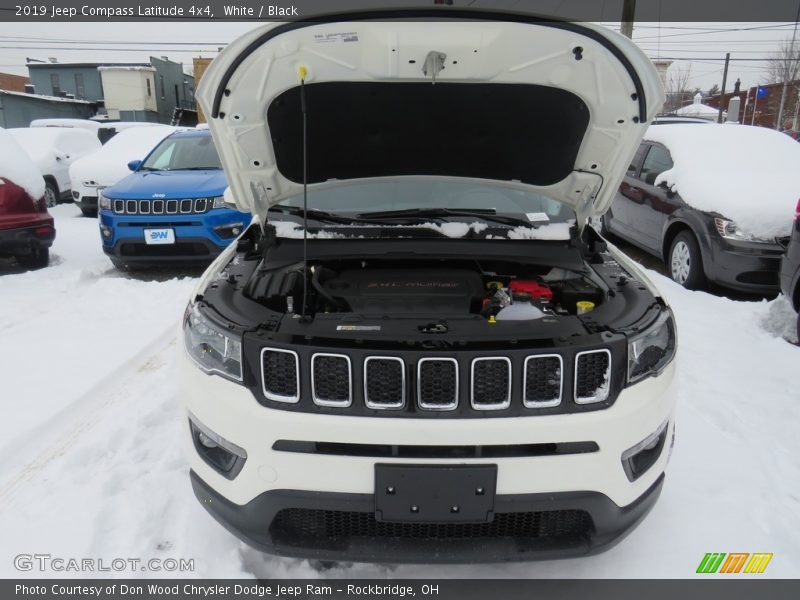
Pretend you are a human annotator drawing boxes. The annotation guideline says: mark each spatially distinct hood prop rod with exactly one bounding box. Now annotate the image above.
[299,65,311,322]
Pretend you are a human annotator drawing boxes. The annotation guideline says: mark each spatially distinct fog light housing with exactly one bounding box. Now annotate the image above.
[213,222,245,239]
[189,414,247,479]
[99,224,112,239]
[621,421,669,482]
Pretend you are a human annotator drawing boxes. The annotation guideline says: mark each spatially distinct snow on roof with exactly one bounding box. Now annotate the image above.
[0,89,92,104]
[645,123,800,238]
[30,118,102,130]
[675,102,722,117]
[0,128,45,199]
[97,65,156,72]
[69,125,176,186]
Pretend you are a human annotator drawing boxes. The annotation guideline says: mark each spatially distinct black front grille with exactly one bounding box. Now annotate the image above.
[471,358,510,409]
[524,355,562,407]
[312,354,351,406]
[365,358,404,408]
[271,508,593,541]
[418,359,458,409]
[262,349,299,402]
[575,350,611,403]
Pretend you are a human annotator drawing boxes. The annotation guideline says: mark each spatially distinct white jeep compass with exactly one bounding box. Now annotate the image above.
[180,8,676,563]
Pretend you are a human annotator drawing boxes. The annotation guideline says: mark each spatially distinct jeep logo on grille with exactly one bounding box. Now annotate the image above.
[152,193,166,198]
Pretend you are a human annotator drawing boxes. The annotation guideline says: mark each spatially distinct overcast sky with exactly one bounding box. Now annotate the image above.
[1,21,798,95]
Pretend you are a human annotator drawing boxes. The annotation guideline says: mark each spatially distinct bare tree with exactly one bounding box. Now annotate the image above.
[663,64,693,113]
[763,38,800,85]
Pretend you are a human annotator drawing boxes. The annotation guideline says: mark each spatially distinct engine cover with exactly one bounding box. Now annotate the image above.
[323,269,483,314]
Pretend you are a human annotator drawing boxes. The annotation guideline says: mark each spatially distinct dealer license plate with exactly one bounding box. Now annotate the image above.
[144,228,175,245]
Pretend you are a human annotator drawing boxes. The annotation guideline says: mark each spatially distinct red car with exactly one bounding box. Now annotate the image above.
[0,128,55,269]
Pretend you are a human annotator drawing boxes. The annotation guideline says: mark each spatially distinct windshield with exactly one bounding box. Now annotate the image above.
[275,180,574,221]
[141,135,222,171]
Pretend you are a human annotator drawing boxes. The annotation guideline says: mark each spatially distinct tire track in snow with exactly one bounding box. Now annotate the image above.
[0,325,178,504]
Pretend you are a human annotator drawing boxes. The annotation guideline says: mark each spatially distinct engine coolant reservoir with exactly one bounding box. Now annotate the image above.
[495,302,544,321]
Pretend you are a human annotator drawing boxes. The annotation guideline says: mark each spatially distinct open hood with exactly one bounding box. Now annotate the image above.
[197,9,664,226]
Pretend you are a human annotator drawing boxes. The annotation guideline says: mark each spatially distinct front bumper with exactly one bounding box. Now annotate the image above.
[179,344,677,562]
[99,208,245,267]
[0,221,56,256]
[191,468,665,563]
[706,237,784,293]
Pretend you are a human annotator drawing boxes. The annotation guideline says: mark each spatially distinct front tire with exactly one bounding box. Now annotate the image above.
[16,247,50,269]
[668,231,706,289]
[43,181,59,208]
[80,207,98,218]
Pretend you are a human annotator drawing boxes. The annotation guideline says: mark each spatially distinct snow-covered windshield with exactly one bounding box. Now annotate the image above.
[141,134,222,171]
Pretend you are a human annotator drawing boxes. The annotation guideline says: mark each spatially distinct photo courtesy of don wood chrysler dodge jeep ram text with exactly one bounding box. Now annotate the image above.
[179,9,677,563]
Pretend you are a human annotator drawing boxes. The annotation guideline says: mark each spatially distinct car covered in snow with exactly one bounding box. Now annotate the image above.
[8,127,101,208]
[0,128,55,268]
[602,123,798,292]
[779,199,800,340]
[69,125,176,217]
[179,10,677,563]
[98,129,250,269]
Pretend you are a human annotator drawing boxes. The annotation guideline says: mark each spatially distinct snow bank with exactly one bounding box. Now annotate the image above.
[645,124,800,238]
[69,125,176,187]
[0,128,45,199]
[8,127,100,173]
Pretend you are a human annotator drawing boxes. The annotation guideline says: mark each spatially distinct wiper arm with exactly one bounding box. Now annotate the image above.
[178,166,222,170]
[357,207,535,228]
[268,206,379,225]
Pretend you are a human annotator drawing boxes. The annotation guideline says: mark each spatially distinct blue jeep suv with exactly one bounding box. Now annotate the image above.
[98,129,250,269]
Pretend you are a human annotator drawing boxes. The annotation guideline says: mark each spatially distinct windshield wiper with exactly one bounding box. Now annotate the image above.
[138,166,165,171]
[269,206,381,225]
[174,166,222,170]
[356,207,537,228]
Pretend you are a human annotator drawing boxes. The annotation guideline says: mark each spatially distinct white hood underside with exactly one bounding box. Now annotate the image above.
[197,14,665,226]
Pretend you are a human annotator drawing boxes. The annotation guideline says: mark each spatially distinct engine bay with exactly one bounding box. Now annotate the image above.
[244,258,606,321]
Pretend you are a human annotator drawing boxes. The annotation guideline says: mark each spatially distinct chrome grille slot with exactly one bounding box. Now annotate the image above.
[166,199,178,214]
[417,358,458,410]
[195,197,208,213]
[139,200,150,214]
[125,200,137,214]
[261,348,300,403]
[311,353,352,407]
[152,199,164,214]
[180,199,193,213]
[523,354,563,408]
[113,199,124,213]
[364,357,405,409]
[470,357,511,410]
[574,349,611,404]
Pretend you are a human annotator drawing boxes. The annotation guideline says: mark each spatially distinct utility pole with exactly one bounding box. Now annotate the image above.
[620,0,636,38]
[776,3,800,130]
[718,53,730,123]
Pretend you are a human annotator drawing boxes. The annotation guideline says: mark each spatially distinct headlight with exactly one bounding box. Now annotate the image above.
[212,195,228,209]
[98,192,111,210]
[183,302,243,382]
[627,309,676,384]
[714,218,774,243]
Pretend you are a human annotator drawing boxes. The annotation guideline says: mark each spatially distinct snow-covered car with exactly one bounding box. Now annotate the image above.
[68,125,176,217]
[30,117,161,145]
[779,199,800,340]
[8,127,100,208]
[0,128,55,268]
[602,123,799,292]
[179,11,677,563]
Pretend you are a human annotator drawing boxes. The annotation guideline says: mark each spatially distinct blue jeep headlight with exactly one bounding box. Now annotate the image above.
[627,309,676,384]
[183,302,243,382]
[98,192,111,210]
[212,195,228,209]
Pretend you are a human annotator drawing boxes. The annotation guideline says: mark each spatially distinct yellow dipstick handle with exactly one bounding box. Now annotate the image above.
[298,65,308,81]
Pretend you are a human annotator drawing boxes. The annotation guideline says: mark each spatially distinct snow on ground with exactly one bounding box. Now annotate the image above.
[0,204,798,578]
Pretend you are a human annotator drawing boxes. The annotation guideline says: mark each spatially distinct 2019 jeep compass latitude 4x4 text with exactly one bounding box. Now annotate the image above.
[179,11,677,562]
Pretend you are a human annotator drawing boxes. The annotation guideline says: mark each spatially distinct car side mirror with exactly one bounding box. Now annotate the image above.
[658,181,675,196]
[127,160,142,172]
